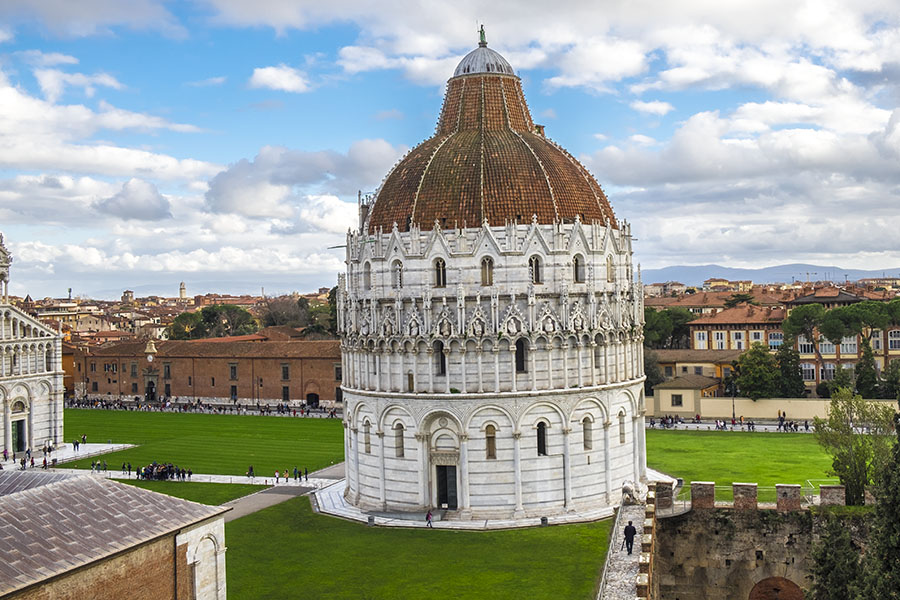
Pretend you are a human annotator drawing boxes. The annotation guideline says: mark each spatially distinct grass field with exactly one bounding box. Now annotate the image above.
[114,480,265,505]
[646,429,837,501]
[226,496,612,600]
[63,409,344,476]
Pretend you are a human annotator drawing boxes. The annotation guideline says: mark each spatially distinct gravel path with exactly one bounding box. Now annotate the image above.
[599,504,646,600]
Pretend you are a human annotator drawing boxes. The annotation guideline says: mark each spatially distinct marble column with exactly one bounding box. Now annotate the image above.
[444,349,451,394]
[576,343,584,387]
[512,431,524,516]
[562,343,570,388]
[460,348,467,393]
[377,429,387,509]
[476,348,484,393]
[427,349,434,393]
[493,349,500,392]
[562,427,573,510]
[352,426,361,503]
[603,421,612,504]
[529,343,537,391]
[459,433,471,516]
[416,432,429,507]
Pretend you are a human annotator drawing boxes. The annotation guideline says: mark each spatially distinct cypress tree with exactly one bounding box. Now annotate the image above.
[775,335,806,397]
[855,337,879,399]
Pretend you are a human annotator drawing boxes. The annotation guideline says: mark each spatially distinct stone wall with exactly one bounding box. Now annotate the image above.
[653,484,870,600]
[9,535,192,600]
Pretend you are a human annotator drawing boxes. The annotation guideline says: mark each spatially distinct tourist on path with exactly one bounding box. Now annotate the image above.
[426,510,433,528]
[623,521,637,555]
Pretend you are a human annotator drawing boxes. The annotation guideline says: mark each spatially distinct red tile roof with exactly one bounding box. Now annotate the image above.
[690,304,786,325]
[367,57,616,233]
[88,339,341,359]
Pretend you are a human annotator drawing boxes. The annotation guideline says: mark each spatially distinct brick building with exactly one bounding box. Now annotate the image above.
[1,470,227,600]
[79,339,342,407]
[688,305,787,352]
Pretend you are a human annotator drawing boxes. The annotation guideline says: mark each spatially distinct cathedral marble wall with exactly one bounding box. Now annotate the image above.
[1,305,65,453]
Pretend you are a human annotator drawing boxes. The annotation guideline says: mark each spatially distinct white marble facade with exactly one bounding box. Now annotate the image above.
[0,234,65,454]
[337,218,647,518]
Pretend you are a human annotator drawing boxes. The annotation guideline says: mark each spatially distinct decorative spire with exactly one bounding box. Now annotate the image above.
[479,24,487,47]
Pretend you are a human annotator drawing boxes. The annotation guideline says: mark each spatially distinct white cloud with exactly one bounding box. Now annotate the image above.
[205,139,407,218]
[0,28,12,43]
[186,76,226,87]
[298,195,357,233]
[16,50,79,66]
[0,0,184,37]
[539,108,557,120]
[374,108,403,120]
[94,178,172,220]
[0,69,217,180]
[630,100,674,116]
[34,69,124,103]
[248,65,310,93]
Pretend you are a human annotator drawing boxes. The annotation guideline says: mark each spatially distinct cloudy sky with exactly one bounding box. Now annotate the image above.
[2,1,900,298]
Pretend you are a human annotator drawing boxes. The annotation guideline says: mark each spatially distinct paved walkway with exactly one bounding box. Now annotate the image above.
[313,480,617,529]
[647,422,812,433]
[600,503,646,600]
[0,442,134,470]
[222,485,313,522]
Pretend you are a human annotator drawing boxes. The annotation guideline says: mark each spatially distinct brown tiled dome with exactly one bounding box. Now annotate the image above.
[367,41,617,234]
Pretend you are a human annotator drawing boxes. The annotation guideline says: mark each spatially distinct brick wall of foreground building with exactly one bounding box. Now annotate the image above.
[79,340,343,405]
[9,536,191,600]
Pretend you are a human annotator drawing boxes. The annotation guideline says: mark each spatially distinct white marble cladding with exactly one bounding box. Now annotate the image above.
[337,218,646,518]
[177,517,227,600]
[1,304,65,453]
[343,383,647,518]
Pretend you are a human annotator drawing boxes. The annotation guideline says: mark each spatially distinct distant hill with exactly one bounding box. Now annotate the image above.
[641,263,900,287]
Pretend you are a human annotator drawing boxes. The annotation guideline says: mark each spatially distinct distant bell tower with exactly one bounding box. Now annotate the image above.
[179,281,187,300]
[0,232,11,304]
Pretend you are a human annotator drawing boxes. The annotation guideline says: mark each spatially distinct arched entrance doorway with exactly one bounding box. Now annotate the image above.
[10,400,27,452]
[749,576,804,600]
[145,380,156,403]
[426,413,461,510]
[306,393,319,408]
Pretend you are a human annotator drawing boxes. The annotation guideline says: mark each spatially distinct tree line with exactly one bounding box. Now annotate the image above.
[165,288,338,340]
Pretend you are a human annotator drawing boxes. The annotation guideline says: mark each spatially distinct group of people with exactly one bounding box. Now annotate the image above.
[135,461,192,481]
[649,415,684,428]
[67,395,339,419]
[259,465,310,484]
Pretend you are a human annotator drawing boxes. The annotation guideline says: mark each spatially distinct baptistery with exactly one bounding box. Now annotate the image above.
[336,32,646,519]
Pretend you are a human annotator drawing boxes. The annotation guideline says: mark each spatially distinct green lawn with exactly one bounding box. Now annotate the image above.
[646,429,837,501]
[63,409,344,476]
[226,496,611,600]
[114,480,265,505]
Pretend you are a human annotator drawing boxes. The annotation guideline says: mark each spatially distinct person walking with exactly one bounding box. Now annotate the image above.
[275,470,280,484]
[426,509,433,528]
[623,520,637,555]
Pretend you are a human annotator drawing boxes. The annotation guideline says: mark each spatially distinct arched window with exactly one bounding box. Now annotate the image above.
[485,424,497,459]
[536,422,547,456]
[618,411,626,444]
[434,258,447,287]
[529,256,542,284]
[583,417,593,450]
[392,260,403,289]
[364,421,372,454]
[573,255,585,283]
[481,256,494,286]
[606,255,614,282]
[515,339,527,373]
[407,371,414,392]
[434,341,446,376]
[394,423,405,457]
[363,262,372,290]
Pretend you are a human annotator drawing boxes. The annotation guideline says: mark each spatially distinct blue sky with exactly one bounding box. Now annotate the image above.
[1,1,899,298]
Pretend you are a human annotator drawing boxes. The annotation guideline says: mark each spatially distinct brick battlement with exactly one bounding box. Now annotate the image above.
[683,481,847,511]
